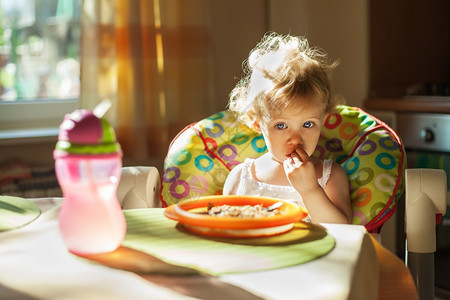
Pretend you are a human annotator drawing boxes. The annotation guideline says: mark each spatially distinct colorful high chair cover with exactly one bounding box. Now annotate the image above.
[160,105,406,232]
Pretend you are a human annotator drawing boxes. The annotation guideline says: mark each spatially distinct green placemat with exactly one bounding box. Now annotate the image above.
[122,209,335,275]
[0,196,41,231]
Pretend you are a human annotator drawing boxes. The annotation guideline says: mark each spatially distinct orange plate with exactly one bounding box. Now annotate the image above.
[163,195,307,231]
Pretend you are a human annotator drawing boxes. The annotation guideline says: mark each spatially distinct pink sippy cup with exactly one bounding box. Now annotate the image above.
[54,109,126,254]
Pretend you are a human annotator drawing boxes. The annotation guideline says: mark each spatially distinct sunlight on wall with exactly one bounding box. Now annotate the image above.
[154,0,167,121]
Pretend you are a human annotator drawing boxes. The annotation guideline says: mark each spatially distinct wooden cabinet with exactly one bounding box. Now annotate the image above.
[369,0,450,99]
[366,0,450,113]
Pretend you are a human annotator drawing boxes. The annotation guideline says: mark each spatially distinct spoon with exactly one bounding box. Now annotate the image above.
[266,201,283,211]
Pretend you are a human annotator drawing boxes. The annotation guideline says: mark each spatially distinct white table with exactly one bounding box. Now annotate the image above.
[0,198,379,300]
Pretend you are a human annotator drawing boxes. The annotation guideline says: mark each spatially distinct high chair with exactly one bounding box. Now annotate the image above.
[118,105,447,300]
[159,105,405,232]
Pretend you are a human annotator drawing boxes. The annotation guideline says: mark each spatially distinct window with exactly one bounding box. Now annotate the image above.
[0,0,80,142]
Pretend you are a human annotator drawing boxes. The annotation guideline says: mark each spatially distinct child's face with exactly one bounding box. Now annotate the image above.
[256,97,326,164]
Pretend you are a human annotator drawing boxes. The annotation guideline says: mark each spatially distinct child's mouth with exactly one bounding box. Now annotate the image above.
[286,149,298,157]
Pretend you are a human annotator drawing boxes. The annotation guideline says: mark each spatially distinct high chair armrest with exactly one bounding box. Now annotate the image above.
[405,168,447,253]
[405,168,447,300]
[118,166,161,209]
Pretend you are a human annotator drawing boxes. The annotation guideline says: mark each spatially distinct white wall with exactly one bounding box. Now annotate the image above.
[268,0,369,107]
[210,0,268,110]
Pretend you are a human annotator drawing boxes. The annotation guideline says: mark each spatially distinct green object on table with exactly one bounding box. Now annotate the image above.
[123,209,335,275]
[0,196,41,231]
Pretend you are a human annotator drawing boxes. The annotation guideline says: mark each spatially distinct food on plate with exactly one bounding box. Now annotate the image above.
[164,195,308,238]
[206,203,281,218]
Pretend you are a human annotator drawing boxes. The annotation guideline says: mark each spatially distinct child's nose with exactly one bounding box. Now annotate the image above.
[288,131,303,145]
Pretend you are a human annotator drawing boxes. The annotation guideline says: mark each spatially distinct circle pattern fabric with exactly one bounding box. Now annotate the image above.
[160,106,405,232]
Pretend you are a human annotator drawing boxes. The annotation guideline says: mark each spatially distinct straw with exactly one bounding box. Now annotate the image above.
[93,99,112,118]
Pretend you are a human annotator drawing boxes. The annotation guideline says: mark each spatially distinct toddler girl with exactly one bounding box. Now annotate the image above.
[223,33,352,224]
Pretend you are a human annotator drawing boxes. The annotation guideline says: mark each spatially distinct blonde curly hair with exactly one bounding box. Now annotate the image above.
[228,32,341,129]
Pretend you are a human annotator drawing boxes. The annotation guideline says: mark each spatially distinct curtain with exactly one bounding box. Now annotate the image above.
[80,0,214,166]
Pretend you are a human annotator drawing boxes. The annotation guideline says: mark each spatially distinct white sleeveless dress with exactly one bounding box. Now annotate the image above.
[228,158,333,222]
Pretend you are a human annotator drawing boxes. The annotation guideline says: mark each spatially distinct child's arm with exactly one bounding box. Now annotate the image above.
[322,163,352,223]
[284,149,352,224]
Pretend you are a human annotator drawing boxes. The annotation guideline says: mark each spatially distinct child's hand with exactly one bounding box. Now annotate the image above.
[283,148,320,195]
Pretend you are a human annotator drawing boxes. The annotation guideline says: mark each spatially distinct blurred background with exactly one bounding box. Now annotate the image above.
[1,0,448,171]
[0,0,372,171]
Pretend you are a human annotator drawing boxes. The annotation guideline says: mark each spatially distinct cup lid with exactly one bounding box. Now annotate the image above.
[54,109,121,156]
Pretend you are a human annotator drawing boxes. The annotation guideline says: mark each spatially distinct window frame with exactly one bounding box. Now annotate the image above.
[0,99,78,145]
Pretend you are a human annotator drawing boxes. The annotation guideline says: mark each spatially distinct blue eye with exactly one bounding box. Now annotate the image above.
[275,123,286,130]
[303,121,314,128]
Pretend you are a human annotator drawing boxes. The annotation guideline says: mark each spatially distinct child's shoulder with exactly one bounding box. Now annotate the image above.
[226,158,253,180]
[311,157,344,178]
[327,160,348,183]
